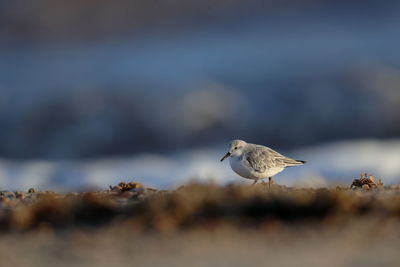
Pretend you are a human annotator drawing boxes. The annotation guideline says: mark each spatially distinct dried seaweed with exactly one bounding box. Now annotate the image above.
[351,173,384,190]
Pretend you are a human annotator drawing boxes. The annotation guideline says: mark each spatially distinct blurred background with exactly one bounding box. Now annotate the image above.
[1,0,400,190]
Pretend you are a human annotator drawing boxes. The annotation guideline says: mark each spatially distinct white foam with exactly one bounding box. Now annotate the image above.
[0,139,399,191]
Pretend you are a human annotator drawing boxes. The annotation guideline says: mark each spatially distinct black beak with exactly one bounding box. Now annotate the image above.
[220,152,231,162]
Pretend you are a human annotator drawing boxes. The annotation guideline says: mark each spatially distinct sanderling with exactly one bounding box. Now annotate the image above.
[220,139,306,187]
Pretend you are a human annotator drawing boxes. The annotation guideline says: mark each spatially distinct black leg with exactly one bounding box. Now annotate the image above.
[252,179,258,185]
[268,177,272,189]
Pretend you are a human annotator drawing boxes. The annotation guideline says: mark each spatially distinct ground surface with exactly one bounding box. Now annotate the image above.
[0,182,400,267]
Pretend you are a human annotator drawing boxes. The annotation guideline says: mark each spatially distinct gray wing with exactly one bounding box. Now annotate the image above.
[244,146,303,173]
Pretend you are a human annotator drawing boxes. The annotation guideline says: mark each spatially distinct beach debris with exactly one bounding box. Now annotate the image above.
[0,191,15,199]
[15,192,25,199]
[109,182,145,192]
[351,173,383,190]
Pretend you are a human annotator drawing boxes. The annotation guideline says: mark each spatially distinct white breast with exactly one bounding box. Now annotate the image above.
[229,156,256,179]
[229,156,284,180]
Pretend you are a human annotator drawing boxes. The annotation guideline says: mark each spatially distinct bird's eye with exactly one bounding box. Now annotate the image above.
[234,147,238,150]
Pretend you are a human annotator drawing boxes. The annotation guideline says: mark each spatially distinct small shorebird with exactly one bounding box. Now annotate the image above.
[220,139,306,187]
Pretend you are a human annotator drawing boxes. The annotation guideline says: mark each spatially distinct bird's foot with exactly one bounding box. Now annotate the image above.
[268,177,274,189]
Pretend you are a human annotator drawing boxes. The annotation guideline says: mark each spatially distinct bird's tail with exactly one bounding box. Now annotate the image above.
[284,159,306,167]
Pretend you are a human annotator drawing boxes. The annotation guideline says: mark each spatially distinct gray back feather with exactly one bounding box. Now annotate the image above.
[244,145,303,173]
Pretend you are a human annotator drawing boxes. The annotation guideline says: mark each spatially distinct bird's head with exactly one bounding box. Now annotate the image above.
[220,139,247,161]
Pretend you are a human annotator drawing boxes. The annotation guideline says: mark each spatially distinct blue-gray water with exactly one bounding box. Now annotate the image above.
[1,2,400,161]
